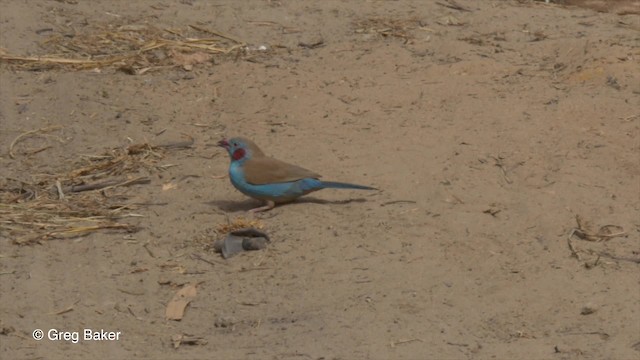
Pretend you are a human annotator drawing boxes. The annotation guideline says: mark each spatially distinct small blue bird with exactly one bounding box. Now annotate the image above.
[218,137,376,212]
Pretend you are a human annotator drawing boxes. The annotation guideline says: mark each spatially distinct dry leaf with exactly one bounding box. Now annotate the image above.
[165,283,197,320]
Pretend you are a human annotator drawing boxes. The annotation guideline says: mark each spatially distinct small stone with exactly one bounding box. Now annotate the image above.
[580,303,598,315]
[214,315,236,328]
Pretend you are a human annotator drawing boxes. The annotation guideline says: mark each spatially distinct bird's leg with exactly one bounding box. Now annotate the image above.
[248,200,276,213]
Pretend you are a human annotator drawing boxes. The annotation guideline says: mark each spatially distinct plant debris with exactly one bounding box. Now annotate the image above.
[571,215,626,242]
[0,21,246,72]
[215,216,265,235]
[353,17,421,41]
[1,137,193,244]
[165,283,198,321]
[566,215,636,266]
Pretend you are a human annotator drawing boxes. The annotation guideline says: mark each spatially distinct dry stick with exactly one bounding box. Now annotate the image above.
[575,228,627,242]
[117,288,145,296]
[390,338,425,347]
[13,223,135,244]
[60,224,135,234]
[162,39,240,54]
[380,200,417,206]
[191,253,226,266]
[55,180,65,200]
[491,156,513,184]
[64,179,120,193]
[568,228,634,264]
[596,252,640,264]
[567,229,582,260]
[598,231,627,239]
[436,0,471,12]
[574,215,627,241]
[143,242,156,258]
[44,224,136,240]
[0,54,127,67]
[103,176,151,190]
[64,176,150,193]
[9,126,62,159]
[48,300,81,315]
[28,145,53,155]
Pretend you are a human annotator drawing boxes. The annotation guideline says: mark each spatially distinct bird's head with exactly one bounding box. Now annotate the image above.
[217,137,265,162]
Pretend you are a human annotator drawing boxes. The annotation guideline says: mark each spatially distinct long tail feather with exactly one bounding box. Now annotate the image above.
[319,181,377,190]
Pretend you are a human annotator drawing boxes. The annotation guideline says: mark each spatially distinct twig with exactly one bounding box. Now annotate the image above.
[191,253,225,266]
[573,215,626,242]
[490,156,513,184]
[55,180,65,200]
[186,122,215,128]
[13,224,142,244]
[118,288,145,296]
[380,200,417,206]
[298,40,325,49]
[54,223,136,235]
[28,145,53,155]
[390,338,425,347]
[102,176,151,191]
[143,242,156,258]
[0,54,126,67]
[436,0,472,12]
[483,208,501,217]
[596,252,640,264]
[238,267,272,272]
[567,229,582,260]
[446,341,469,347]
[568,216,633,265]
[48,300,80,315]
[64,176,150,193]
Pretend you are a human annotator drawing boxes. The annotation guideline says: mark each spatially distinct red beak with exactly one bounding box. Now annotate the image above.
[217,139,230,150]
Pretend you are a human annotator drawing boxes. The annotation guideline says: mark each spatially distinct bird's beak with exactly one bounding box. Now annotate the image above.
[217,139,230,150]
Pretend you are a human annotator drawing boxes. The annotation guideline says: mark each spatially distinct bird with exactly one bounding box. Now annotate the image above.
[217,137,376,212]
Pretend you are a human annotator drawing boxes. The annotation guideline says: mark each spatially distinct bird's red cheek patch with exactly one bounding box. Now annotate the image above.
[232,148,246,160]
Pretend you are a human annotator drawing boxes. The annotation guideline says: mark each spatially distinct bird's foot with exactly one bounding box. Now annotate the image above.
[248,200,276,213]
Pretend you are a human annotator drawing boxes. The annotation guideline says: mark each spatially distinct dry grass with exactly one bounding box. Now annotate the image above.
[1,140,192,244]
[0,200,139,245]
[0,22,246,71]
[353,17,422,41]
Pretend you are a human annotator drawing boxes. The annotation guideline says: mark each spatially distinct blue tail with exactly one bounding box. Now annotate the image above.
[319,181,376,190]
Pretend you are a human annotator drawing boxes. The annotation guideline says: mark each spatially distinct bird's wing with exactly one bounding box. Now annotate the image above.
[243,156,321,184]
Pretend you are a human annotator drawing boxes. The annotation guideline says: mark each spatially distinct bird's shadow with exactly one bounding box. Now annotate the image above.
[205,196,369,213]
[205,199,259,213]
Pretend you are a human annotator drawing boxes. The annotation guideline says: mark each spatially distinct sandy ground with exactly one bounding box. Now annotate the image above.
[1,0,639,359]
